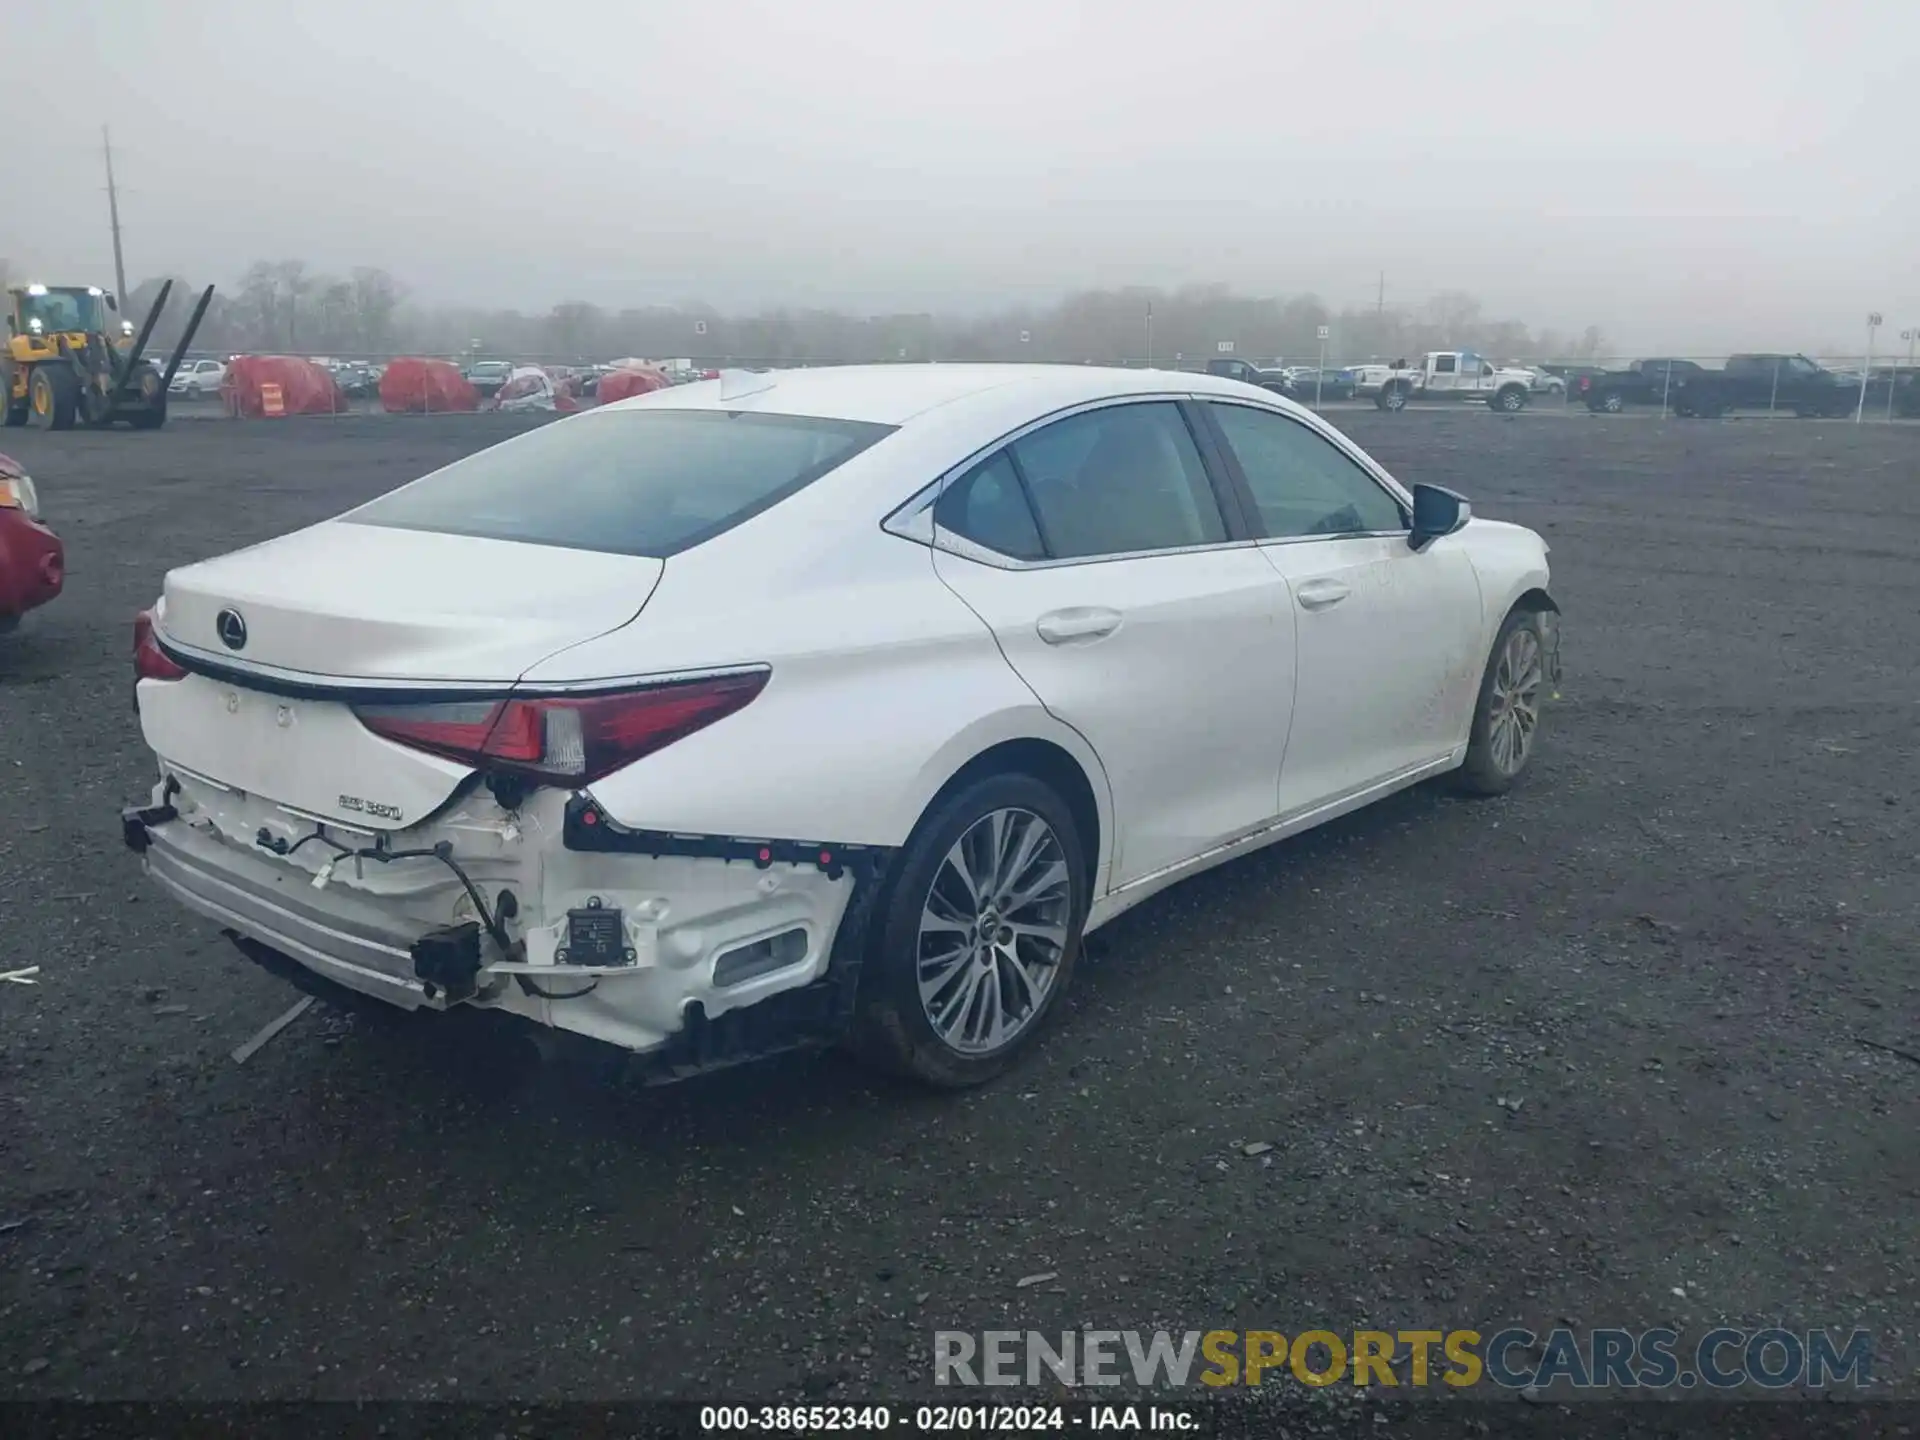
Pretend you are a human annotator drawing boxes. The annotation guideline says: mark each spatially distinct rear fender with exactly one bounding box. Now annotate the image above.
[582,638,1117,894]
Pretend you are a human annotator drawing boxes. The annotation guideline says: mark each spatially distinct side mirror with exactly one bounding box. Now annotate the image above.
[1408,483,1471,552]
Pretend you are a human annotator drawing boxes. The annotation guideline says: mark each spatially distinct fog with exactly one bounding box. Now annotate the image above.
[7,0,1915,353]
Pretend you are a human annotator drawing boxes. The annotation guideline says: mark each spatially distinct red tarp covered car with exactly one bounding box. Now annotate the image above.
[221,356,348,418]
[0,453,63,630]
[379,357,480,414]
[597,364,670,404]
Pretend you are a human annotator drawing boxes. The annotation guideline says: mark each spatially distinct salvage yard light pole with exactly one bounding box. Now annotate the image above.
[1857,313,1881,424]
[1896,328,1915,422]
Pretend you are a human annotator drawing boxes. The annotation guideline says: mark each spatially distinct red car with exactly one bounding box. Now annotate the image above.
[0,452,63,630]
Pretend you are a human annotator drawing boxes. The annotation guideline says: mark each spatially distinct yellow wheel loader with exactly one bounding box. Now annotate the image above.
[3,280,214,431]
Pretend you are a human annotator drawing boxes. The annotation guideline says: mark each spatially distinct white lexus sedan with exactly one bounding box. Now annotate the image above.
[124,365,1560,1088]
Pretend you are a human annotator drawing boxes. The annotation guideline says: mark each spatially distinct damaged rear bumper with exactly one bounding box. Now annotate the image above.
[122,778,892,1080]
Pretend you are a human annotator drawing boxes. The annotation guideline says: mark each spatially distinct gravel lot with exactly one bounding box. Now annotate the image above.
[1,408,1916,1408]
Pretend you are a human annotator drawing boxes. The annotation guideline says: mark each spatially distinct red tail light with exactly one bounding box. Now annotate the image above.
[353,671,768,785]
[134,610,189,683]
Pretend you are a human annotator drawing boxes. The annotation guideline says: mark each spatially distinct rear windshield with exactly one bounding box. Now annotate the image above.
[343,409,895,558]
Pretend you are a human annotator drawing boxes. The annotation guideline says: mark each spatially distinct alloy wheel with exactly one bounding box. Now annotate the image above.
[916,807,1072,1056]
[1487,625,1544,776]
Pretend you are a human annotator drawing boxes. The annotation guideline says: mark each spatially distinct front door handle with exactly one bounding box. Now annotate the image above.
[1295,579,1351,611]
[1036,606,1122,645]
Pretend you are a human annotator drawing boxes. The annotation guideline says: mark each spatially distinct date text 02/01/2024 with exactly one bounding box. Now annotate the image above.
[697,1403,1202,1433]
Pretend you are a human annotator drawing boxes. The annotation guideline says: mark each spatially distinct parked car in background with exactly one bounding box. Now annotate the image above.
[1551,365,1610,404]
[169,358,227,399]
[1582,358,1706,413]
[1518,367,1566,396]
[1285,368,1356,402]
[0,453,62,632]
[1204,357,1295,396]
[1669,354,1855,418]
[123,364,1558,1088]
[330,362,377,399]
[464,360,515,399]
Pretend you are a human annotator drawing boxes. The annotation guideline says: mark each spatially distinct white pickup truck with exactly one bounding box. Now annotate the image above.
[1354,352,1537,413]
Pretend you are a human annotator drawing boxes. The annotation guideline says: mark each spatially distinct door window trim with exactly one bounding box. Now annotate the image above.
[1193,397,1414,545]
[881,393,1265,571]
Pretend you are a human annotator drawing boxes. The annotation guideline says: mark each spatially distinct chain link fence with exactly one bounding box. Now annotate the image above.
[195,345,1920,422]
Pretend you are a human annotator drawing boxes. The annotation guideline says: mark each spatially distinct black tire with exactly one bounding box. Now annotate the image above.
[1454,608,1549,798]
[1599,391,1625,414]
[28,366,78,431]
[1493,384,1529,413]
[1377,383,1409,413]
[847,771,1089,1088]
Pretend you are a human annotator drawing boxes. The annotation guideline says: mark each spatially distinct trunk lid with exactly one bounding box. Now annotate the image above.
[157,521,663,683]
[143,523,664,829]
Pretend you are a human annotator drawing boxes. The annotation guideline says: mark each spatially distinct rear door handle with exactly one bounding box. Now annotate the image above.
[1036,606,1122,645]
[1296,579,1351,611]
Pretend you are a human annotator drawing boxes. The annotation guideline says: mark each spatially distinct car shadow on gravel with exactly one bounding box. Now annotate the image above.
[310,773,1466,1143]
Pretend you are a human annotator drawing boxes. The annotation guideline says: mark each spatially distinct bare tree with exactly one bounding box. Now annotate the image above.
[193,256,1610,369]
[351,268,403,355]
[273,261,312,350]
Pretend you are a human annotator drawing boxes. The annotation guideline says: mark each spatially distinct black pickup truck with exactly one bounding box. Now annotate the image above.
[1668,353,1855,418]
[1579,358,1706,412]
[1205,358,1295,397]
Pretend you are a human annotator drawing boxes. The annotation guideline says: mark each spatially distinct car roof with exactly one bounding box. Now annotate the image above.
[593,363,1271,426]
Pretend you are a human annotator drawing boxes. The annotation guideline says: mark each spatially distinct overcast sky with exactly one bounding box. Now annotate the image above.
[6,0,1915,350]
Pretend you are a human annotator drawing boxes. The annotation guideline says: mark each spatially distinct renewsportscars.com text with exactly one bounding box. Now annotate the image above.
[933,1327,1873,1391]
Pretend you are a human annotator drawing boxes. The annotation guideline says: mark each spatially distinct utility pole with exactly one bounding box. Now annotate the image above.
[1376,272,1384,320]
[103,127,128,303]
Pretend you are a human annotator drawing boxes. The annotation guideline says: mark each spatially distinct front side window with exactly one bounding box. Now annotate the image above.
[1010,402,1226,560]
[1207,403,1406,539]
[347,408,894,558]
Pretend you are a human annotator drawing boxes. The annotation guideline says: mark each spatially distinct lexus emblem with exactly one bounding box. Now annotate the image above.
[215,608,248,651]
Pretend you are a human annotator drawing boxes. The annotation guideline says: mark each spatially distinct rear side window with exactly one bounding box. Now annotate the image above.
[345,409,894,558]
[1010,402,1225,560]
[934,453,1046,560]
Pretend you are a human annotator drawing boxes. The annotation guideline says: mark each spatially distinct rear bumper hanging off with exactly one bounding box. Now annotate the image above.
[121,784,896,1083]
